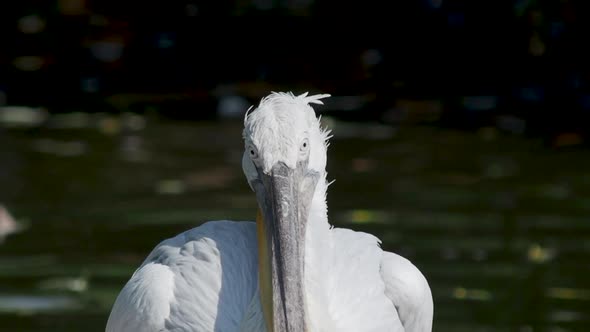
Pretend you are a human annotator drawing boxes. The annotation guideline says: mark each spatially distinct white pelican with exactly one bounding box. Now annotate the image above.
[106,92,433,332]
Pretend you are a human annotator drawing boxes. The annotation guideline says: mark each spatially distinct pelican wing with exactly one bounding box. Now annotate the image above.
[313,228,404,332]
[106,221,263,332]
[380,251,434,332]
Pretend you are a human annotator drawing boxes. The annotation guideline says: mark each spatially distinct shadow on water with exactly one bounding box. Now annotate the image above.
[0,111,590,331]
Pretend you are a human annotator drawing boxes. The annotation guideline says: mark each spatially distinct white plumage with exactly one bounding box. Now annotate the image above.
[106,92,433,332]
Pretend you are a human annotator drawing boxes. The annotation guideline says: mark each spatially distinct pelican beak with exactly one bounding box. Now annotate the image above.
[252,160,319,332]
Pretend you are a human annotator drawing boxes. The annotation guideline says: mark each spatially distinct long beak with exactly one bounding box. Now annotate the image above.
[253,160,319,332]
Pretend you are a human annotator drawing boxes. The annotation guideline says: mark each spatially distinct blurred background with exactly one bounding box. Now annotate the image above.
[1,0,590,331]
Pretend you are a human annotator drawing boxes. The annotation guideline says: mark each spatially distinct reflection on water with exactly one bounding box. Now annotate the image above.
[1,111,590,331]
[0,295,81,313]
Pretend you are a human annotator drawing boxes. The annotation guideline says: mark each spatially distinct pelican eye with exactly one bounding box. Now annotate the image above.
[300,138,310,155]
[248,145,259,159]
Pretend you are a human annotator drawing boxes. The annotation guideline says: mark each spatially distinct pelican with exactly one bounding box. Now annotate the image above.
[106,92,433,332]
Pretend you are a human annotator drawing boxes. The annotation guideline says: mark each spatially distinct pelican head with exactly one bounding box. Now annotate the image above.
[242,91,331,332]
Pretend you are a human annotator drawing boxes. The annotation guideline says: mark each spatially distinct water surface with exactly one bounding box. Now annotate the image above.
[1,112,589,331]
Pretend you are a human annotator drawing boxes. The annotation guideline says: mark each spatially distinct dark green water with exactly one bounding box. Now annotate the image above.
[1,111,589,331]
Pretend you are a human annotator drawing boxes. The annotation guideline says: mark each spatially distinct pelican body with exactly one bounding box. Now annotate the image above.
[106,92,433,332]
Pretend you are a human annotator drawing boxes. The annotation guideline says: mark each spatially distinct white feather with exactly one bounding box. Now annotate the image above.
[381,252,434,332]
[106,220,432,332]
[106,221,262,332]
[106,263,175,331]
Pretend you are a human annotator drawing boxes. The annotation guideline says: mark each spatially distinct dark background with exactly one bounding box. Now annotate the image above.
[2,1,590,331]
[2,0,590,143]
